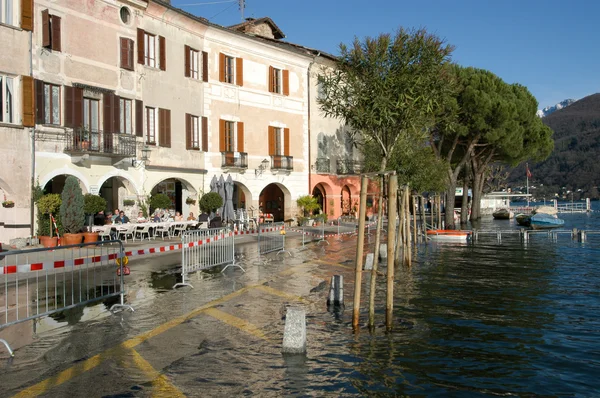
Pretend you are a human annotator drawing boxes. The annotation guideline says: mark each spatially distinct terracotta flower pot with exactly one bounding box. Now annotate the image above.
[39,236,58,248]
[82,232,99,243]
[63,233,83,246]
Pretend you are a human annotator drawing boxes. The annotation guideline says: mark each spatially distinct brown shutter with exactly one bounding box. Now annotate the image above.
[284,128,290,156]
[282,69,290,96]
[103,93,113,133]
[159,36,166,71]
[21,0,34,31]
[268,66,274,93]
[22,76,35,127]
[73,87,83,128]
[219,119,225,152]
[51,15,61,52]
[185,113,191,149]
[268,126,275,156]
[236,57,243,86]
[120,38,134,70]
[34,79,44,124]
[165,109,171,148]
[64,86,73,127]
[184,45,190,77]
[218,53,225,82]
[202,51,208,82]
[42,9,50,47]
[135,99,143,136]
[237,122,244,153]
[158,108,164,145]
[201,116,208,152]
[113,95,120,133]
[137,28,144,64]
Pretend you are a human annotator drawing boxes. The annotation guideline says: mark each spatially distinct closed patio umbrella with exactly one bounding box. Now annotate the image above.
[223,175,235,222]
[217,175,226,216]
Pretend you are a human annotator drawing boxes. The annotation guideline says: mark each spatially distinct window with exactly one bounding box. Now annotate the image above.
[41,9,61,52]
[43,83,60,125]
[268,126,290,156]
[219,119,244,153]
[269,66,289,95]
[120,38,134,70]
[186,114,200,149]
[137,29,165,70]
[83,98,99,132]
[119,7,130,24]
[0,75,15,124]
[1,0,16,26]
[146,106,156,144]
[219,53,243,86]
[119,98,132,134]
[274,127,283,155]
[185,46,199,79]
[224,120,234,151]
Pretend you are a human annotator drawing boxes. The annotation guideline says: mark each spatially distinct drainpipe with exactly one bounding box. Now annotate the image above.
[307,52,320,195]
[29,30,35,237]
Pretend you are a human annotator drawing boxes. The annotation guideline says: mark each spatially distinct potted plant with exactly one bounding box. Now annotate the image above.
[199,192,223,214]
[83,194,107,243]
[149,193,173,213]
[37,193,62,247]
[59,176,85,245]
[296,195,320,225]
[2,199,14,208]
[123,199,136,206]
[186,197,196,205]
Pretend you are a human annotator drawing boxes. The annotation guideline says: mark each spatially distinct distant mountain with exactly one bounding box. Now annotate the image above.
[510,93,600,199]
[536,99,577,118]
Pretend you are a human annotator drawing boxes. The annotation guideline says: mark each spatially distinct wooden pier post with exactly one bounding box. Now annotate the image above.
[405,186,412,267]
[386,174,398,331]
[352,176,369,331]
[368,175,386,328]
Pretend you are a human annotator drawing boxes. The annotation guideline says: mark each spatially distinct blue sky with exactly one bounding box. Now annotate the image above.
[172,0,599,109]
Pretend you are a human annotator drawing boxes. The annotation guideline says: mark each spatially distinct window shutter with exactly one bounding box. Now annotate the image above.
[185,113,191,149]
[135,99,143,136]
[268,66,274,93]
[202,51,208,82]
[113,95,120,133]
[42,9,50,47]
[282,70,290,96]
[51,15,61,52]
[64,86,73,127]
[236,57,243,86]
[237,122,244,153]
[219,53,225,82]
[120,38,134,70]
[34,79,44,124]
[219,119,226,152]
[284,128,290,156]
[73,87,83,128]
[184,45,190,77]
[21,0,34,31]
[22,76,35,127]
[201,116,208,152]
[158,108,164,145]
[268,126,275,156]
[103,93,113,133]
[137,28,145,64]
[165,109,171,148]
[159,36,166,71]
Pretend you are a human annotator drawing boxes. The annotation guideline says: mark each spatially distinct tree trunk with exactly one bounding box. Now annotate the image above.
[460,163,470,225]
[445,179,457,229]
[369,156,387,328]
[470,171,484,221]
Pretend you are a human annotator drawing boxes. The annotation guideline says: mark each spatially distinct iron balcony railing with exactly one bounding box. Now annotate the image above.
[221,151,248,168]
[336,159,364,175]
[64,128,137,157]
[271,155,293,171]
[315,158,330,174]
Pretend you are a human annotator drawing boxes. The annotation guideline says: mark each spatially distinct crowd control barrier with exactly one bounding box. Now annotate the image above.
[174,227,241,289]
[258,222,289,258]
[0,240,133,356]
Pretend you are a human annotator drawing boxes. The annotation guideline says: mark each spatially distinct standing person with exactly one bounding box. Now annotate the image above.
[115,211,129,224]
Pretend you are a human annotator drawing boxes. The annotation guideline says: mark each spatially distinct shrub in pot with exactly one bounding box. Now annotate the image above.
[83,194,107,243]
[199,192,223,214]
[36,194,62,247]
[60,176,85,245]
[149,193,172,214]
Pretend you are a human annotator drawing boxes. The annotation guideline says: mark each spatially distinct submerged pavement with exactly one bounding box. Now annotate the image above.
[0,231,361,397]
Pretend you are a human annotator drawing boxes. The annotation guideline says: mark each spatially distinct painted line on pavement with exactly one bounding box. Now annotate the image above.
[126,348,185,397]
[203,307,268,341]
[254,285,307,302]
[314,259,355,270]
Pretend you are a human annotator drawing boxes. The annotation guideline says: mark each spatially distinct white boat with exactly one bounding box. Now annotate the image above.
[426,229,472,243]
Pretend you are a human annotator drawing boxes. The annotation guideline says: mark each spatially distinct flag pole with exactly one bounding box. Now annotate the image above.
[526,163,530,209]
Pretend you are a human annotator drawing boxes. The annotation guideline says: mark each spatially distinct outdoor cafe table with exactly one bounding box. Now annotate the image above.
[92,220,199,238]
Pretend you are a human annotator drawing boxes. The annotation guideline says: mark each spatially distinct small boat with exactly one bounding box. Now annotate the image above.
[530,213,565,230]
[515,213,532,227]
[493,208,514,219]
[426,229,472,242]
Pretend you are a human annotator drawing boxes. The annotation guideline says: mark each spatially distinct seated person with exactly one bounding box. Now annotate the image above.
[161,211,171,222]
[152,210,162,222]
[174,211,184,221]
[187,212,196,221]
[115,211,130,224]
[136,211,146,223]
[209,211,222,228]
[104,212,113,225]
[198,212,209,223]
[94,211,106,226]
[111,209,120,223]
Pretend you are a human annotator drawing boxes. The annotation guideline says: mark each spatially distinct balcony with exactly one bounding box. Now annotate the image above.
[64,129,137,157]
[336,159,364,175]
[315,158,330,174]
[271,155,293,171]
[221,151,248,169]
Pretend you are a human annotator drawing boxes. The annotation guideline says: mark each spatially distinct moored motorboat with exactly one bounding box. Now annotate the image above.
[530,213,565,230]
[515,213,532,227]
[493,208,514,219]
[426,229,472,242]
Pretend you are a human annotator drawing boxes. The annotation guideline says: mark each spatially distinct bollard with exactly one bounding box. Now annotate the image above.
[572,228,578,240]
[364,253,374,271]
[580,230,586,242]
[523,230,529,242]
[282,307,307,354]
[379,244,387,260]
[327,275,344,307]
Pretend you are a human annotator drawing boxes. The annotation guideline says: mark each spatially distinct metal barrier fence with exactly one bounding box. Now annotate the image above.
[258,222,289,257]
[174,227,241,289]
[0,240,133,357]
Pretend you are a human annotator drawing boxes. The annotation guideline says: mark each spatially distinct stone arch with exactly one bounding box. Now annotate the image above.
[98,175,140,214]
[258,182,292,222]
[150,177,198,214]
[341,185,352,215]
[312,182,333,216]
[40,170,89,194]
[97,172,140,198]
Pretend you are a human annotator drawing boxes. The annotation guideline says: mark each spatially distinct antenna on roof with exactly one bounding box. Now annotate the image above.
[238,0,245,21]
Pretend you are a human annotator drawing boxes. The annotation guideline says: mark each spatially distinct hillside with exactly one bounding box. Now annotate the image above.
[509,93,600,199]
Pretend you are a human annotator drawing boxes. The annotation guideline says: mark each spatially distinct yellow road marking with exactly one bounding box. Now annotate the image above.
[126,348,185,398]
[254,285,307,302]
[314,259,354,270]
[12,277,308,396]
[203,307,267,341]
